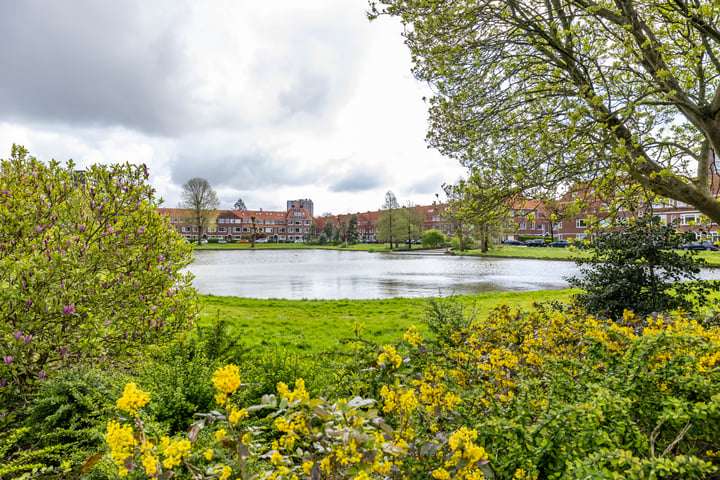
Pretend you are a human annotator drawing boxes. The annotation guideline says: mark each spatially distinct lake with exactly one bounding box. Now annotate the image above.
[186,249,720,300]
[186,249,585,299]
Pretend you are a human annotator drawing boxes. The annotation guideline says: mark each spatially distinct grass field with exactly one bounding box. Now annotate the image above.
[459,245,720,266]
[193,242,394,252]
[198,289,578,354]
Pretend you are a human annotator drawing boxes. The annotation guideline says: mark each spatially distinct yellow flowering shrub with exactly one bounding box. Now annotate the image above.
[115,382,151,416]
[99,304,720,479]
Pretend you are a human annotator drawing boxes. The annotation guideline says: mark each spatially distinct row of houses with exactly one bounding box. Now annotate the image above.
[512,197,720,242]
[160,194,720,245]
[158,199,315,243]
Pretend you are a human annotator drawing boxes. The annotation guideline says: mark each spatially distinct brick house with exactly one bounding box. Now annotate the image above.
[159,205,314,243]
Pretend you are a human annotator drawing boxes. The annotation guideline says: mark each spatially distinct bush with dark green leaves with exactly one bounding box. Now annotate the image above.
[568,216,716,320]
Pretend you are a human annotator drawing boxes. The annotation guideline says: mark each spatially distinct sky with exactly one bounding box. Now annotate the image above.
[0,1,468,215]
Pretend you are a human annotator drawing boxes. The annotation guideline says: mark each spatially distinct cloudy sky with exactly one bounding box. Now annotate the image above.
[0,1,467,215]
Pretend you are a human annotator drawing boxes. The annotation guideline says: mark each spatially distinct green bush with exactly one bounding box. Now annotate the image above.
[0,367,122,478]
[98,302,720,479]
[568,216,716,319]
[421,229,447,248]
[0,145,198,415]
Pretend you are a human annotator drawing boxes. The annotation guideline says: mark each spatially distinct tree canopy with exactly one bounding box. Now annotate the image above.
[233,197,247,211]
[376,191,401,247]
[370,0,720,222]
[180,178,220,245]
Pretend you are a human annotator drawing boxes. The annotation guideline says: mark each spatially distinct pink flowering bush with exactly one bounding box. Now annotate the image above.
[0,145,198,420]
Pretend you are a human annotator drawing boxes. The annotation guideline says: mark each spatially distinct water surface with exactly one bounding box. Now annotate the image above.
[187,249,581,300]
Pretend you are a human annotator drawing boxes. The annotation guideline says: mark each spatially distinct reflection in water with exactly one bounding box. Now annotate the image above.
[186,249,720,300]
[186,249,579,300]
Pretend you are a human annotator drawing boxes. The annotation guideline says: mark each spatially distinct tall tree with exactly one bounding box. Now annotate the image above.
[337,214,359,247]
[180,178,220,245]
[233,197,247,211]
[376,191,401,248]
[444,170,515,252]
[398,203,424,249]
[370,0,720,223]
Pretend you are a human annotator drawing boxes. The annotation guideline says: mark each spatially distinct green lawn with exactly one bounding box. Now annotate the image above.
[194,242,394,252]
[197,289,578,354]
[457,245,720,266]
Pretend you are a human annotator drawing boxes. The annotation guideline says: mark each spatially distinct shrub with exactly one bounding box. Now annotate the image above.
[99,301,720,479]
[0,367,121,478]
[568,216,716,319]
[0,145,198,415]
[421,229,447,248]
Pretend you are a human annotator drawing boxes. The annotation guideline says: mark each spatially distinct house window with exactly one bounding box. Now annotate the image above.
[681,214,700,225]
[234,227,242,233]
[519,222,526,230]
[576,219,589,228]
[218,227,226,232]
[182,226,191,232]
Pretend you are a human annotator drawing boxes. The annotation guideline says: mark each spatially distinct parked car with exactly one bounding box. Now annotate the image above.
[681,241,719,251]
[502,239,525,246]
[548,240,571,248]
[525,239,547,247]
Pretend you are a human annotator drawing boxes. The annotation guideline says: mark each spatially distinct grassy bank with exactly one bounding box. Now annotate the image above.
[457,245,720,265]
[193,242,394,252]
[198,289,578,354]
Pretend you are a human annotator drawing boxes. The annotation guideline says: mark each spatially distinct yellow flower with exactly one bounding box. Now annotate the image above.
[162,438,191,469]
[433,467,451,479]
[403,325,423,346]
[302,461,314,475]
[116,383,151,416]
[212,364,242,395]
[142,454,158,475]
[276,378,310,403]
[219,465,232,480]
[271,450,284,465]
[215,429,227,441]
[229,407,249,425]
[377,344,402,369]
[204,449,213,460]
[105,420,136,473]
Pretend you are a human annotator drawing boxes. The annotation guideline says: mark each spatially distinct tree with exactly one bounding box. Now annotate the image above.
[376,191,401,248]
[321,217,335,242]
[568,216,715,319]
[398,204,424,249]
[233,197,247,211]
[370,0,720,224]
[443,170,515,252]
[180,178,220,245]
[336,215,359,247]
[0,146,197,407]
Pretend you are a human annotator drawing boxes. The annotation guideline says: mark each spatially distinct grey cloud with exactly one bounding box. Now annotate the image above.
[329,170,383,192]
[0,1,192,135]
[408,176,443,195]
[278,71,331,118]
[170,149,318,194]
